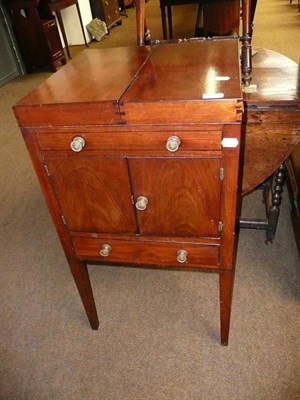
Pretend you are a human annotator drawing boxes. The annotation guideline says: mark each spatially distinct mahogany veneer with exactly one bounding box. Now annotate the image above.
[14,40,243,345]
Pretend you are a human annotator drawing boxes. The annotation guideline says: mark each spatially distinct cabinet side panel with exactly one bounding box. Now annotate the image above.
[20,128,76,258]
[220,124,241,269]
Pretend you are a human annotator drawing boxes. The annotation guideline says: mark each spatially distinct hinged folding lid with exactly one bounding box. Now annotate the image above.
[120,39,243,124]
[13,46,152,127]
[14,40,243,127]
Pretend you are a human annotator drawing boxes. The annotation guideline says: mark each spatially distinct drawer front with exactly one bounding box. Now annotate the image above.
[102,0,119,25]
[102,0,118,13]
[43,19,56,29]
[105,10,119,26]
[42,20,64,61]
[72,236,220,269]
[105,9,120,26]
[36,130,222,153]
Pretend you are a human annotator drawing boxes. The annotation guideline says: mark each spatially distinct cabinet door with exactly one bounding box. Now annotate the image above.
[129,157,222,237]
[45,156,137,233]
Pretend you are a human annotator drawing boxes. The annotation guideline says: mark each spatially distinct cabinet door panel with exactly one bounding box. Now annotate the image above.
[46,157,137,233]
[129,158,222,237]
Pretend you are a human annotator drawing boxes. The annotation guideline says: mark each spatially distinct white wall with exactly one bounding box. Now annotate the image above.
[55,0,93,46]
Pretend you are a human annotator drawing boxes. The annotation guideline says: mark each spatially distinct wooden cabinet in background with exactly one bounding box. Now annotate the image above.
[13,40,243,345]
[5,0,66,72]
[89,0,122,30]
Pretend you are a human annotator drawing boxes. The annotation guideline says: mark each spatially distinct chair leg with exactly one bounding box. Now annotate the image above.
[160,6,167,39]
[194,3,203,36]
[167,6,173,39]
[75,1,89,47]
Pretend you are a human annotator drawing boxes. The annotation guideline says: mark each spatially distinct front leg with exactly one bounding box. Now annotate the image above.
[219,269,235,346]
[68,258,99,330]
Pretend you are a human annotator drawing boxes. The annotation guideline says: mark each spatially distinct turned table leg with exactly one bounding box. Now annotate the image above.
[239,164,287,244]
[68,259,99,329]
[265,164,286,244]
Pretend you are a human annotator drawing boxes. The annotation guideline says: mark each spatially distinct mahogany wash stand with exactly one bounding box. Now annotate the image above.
[13,0,299,346]
[14,40,243,345]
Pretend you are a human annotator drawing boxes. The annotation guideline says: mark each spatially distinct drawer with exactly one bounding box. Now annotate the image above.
[102,0,118,12]
[102,0,119,25]
[105,10,120,26]
[72,236,220,269]
[36,130,222,153]
[42,19,56,29]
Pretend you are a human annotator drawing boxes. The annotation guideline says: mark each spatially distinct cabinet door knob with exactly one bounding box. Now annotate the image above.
[135,196,148,211]
[70,136,85,152]
[100,244,112,257]
[166,136,181,152]
[177,249,188,263]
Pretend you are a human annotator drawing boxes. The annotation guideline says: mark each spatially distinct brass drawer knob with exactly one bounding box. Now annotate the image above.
[166,136,181,152]
[70,136,85,152]
[100,244,112,257]
[177,249,187,263]
[135,196,148,211]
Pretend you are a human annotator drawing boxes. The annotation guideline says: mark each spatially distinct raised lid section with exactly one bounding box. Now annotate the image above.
[16,47,152,105]
[122,40,242,103]
[13,46,153,126]
[120,39,243,123]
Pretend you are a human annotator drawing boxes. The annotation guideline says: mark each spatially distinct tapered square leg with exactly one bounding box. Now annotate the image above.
[219,269,235,346]
[68,259,99,330]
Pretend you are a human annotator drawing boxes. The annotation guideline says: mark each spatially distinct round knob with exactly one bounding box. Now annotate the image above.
[177,249,187,263]
[100,244,112,257]
[135,196,148,211]
[166,136,181,152]
[70,136,85,152]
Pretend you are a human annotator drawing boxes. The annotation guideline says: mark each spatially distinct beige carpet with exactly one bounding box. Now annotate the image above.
[0,0,299,399]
